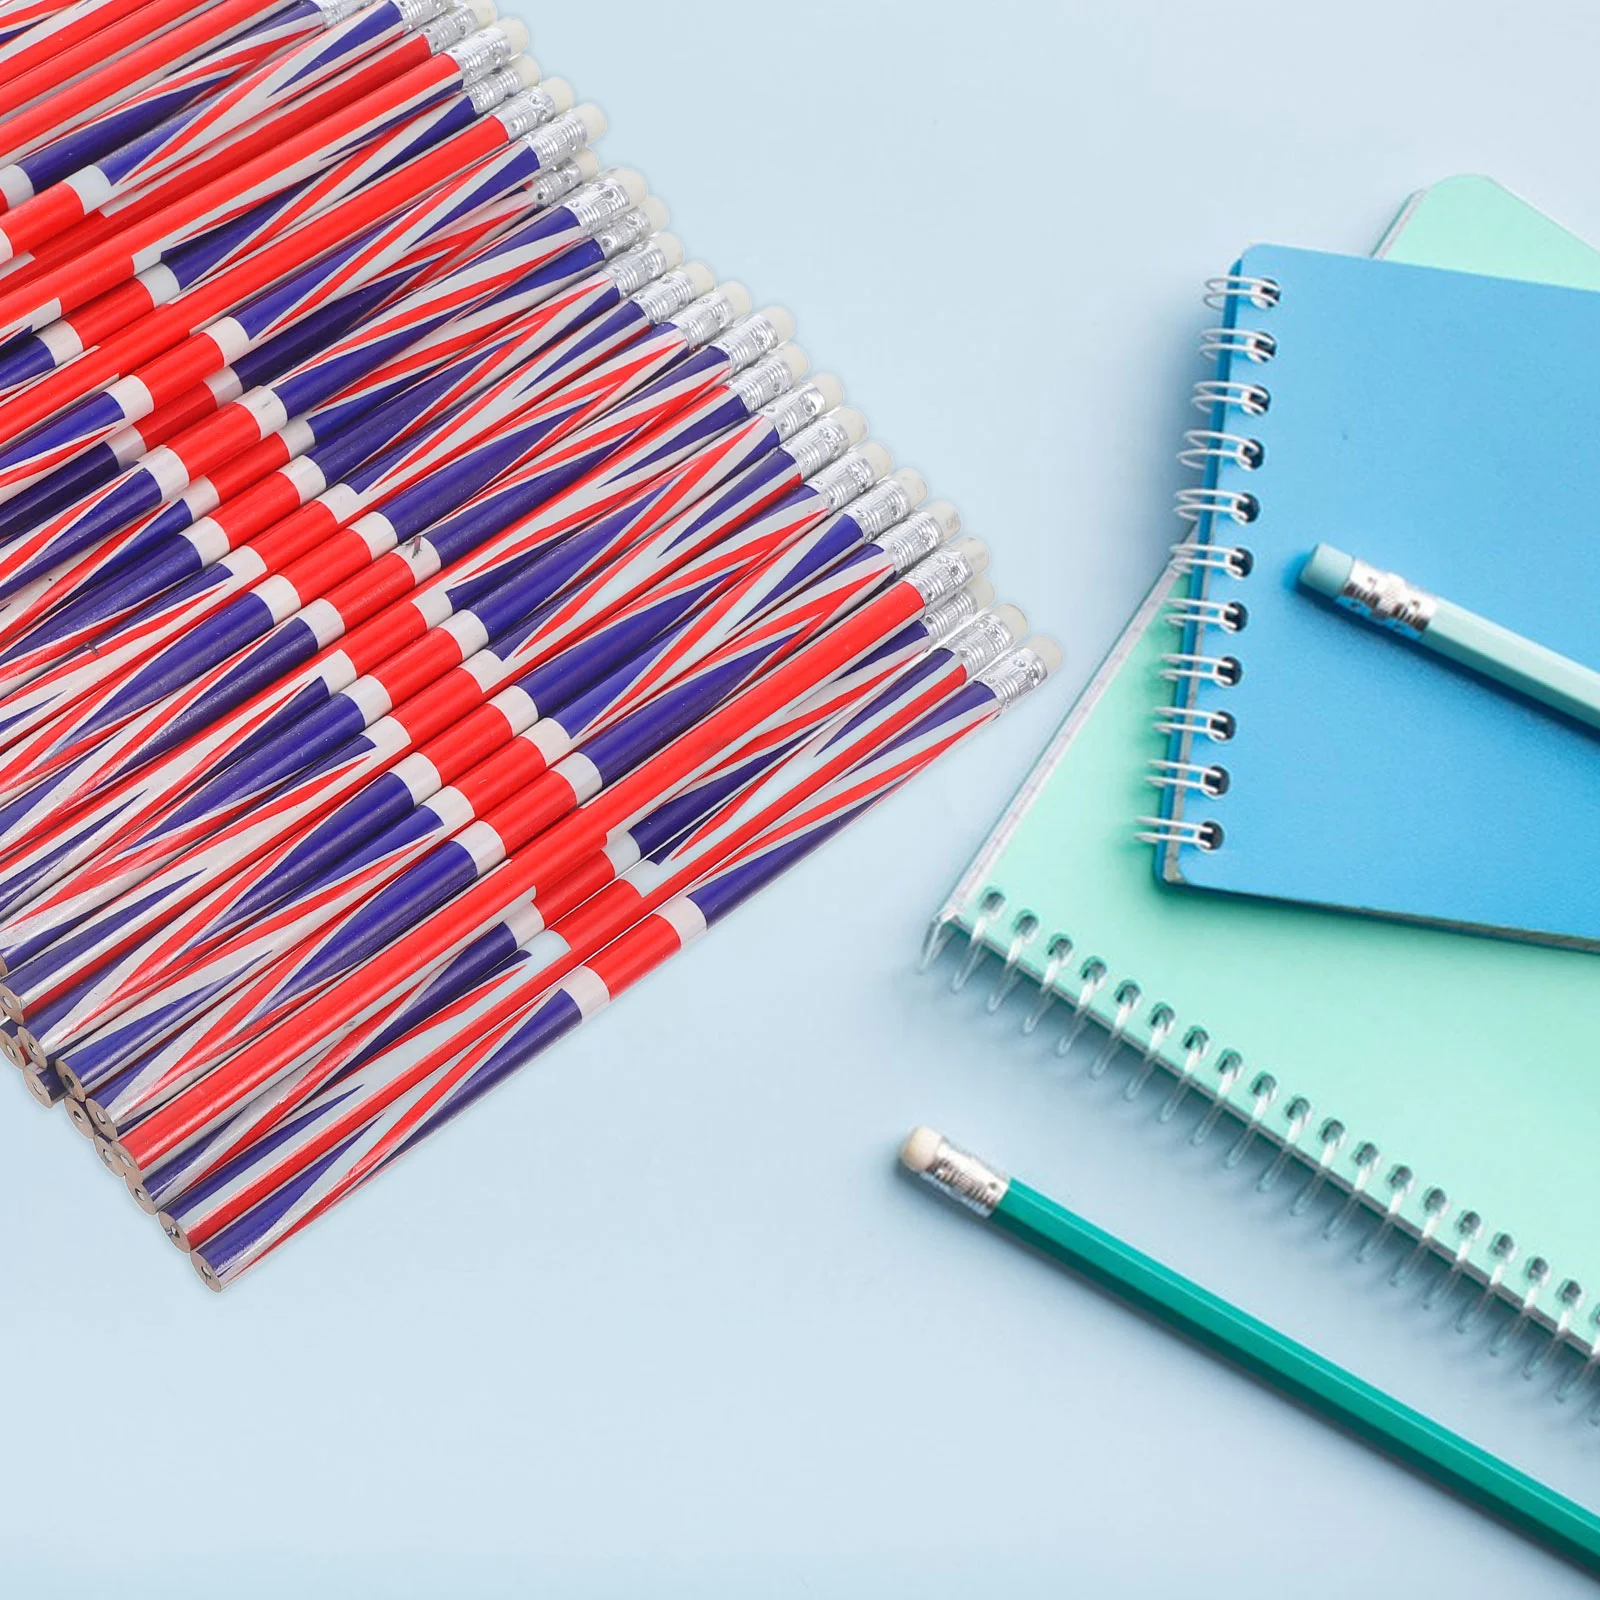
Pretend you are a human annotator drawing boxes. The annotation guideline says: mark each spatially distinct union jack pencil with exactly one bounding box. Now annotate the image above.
[179,638,1055,1280]
[0,0,313,216]
[0,217,656,708]
[0,153,643,617]
[105,544,987,1177]
[0,0,117,66]
[0,0,290,157]
[0,308,770,940]
[0,0,463,237]
[25,412,878,1075]
[0,92,602,460]
[100,585,1008,1167]
[0,2,487,297]
[0,18,533,337]
[0,282,746,879]
[129,589,995,1208]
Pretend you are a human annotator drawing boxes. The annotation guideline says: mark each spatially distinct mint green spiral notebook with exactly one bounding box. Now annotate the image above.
[927,177,1600,1348]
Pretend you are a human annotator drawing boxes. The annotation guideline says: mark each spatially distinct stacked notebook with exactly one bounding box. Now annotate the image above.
[930,176,1600,1347]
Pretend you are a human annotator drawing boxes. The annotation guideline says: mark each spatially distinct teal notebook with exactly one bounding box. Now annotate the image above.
[1151,228,1600,949]
[928,178,1600,1348]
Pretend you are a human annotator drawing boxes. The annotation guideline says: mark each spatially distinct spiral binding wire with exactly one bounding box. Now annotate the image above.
[1141,276,1280,852]
[919,899,1600,1412]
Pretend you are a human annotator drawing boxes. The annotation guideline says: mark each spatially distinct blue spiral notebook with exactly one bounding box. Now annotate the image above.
[1152,245,1600,949]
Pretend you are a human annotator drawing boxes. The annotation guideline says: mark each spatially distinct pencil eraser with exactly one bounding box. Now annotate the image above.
[830,406,868,447]
[542,78,575,115]
[680,261,714,297]
[605,166,647,207]
[963,575,996,610]
[806,373,844,413]
[900,1127,944,1174]
[1024,635,1064,676]
[889,467,927,508]
[571,148,601,183]
[498,17,529,53]
[653,232,684,269]
[757,305,795,344]
[991,602,1027,642]
[1300,542,1353,599]
[718,282,752,319]
[951,535,989,576]
[639,195,669,233]
[467,0,497,26]
[922,500,961,540]
[774,343,809,384]
[857,440,892,481]
[572,102,606,142]
[508,55,541,90]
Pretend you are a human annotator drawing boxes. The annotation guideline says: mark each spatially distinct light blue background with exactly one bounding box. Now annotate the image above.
[4,3,1599,1593]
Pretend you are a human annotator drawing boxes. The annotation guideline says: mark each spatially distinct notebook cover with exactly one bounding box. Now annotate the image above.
[932,178,1600,1333]
[1155,237,1600,948]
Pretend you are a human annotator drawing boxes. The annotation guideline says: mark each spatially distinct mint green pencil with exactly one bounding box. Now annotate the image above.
[900,1128,1600,1574]
[1299,543,1600,731]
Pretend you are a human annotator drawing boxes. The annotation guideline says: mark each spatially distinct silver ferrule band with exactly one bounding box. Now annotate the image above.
[726,350,800,412]
[979,647,1052,707]
[608,244,674,302]
[391,0,451,28]
[564,174,639,234]
[783,414,855,478]
[919,586,984,644]
[625,264,700,320]
[591,205,654,260]
[711,314,786,373]
[808,447,882,510]
[420,5,481,52]
[849,477,919,541]
[907,547,976,605]
[444,24,515,80]
[944,610,1022,675]
[526,156,588,211]
[877,509,946,572]
[758,382,833,443]
[1336,557,1437,636]
[515,101,583,152]
[669,290,742,349]
[465,61,525,113]
[314,0,372,23]
[914,1136,1008,1216]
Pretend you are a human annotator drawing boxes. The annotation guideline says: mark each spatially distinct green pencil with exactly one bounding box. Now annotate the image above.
[900,1127,1600,1575]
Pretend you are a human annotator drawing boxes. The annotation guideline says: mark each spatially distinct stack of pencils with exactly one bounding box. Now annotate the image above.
[0,0,1056,1288]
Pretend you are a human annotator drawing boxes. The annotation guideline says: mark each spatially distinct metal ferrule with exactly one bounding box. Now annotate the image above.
[668,289,744,351]
[946,611,1024,676]
[606,243,673,301]
[906,546,978,606]
[422,7,488,55]
[710,312,787,373]
[912,1135,1008,1216]
[807,447,881,510]
[591,205,656,261]
[445,25,517,83]
[1334,556,1437,636]
[725,350,800,412]
[850,478,919,542]
[528,108,598,168]
[314,0,372,22]
[877,509,946,572]
[465,61,525,113]
[392,0,454,28]
[758,381,833,443]
[919,586,984,644]
[525,156,589,211]
[978,646,1052,707]
[564,174,641,234]
[781,413,855,477]
[624,263,699,319]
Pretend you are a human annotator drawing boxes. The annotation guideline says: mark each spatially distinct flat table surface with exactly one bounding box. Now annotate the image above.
[4,3,1599,1593]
